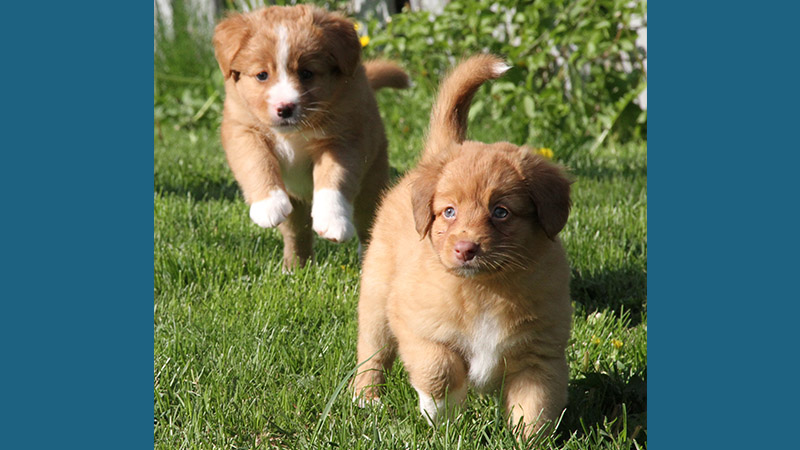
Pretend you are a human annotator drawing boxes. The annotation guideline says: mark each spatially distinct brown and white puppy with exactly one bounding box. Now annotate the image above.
[353,54,573,439]
[213,6,408,269]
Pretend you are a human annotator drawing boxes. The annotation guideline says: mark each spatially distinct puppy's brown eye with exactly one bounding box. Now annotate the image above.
[256,72,269,81]
[492,206,509,219]
[443,207,456,219]
[299,69,313,81]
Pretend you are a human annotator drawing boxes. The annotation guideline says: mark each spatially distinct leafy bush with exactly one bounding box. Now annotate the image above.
[363,0,647,155]
[154,0,647,155]
[154,0,221,130]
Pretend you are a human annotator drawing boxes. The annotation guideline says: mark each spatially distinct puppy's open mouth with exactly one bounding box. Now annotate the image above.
[447,259,488,278]
[445,253,520,278]
[270,119,302,132]
[450,265,482,278]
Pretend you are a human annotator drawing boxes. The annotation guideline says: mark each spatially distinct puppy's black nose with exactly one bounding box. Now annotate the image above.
[277,103,295,119]
[454,240,479,262]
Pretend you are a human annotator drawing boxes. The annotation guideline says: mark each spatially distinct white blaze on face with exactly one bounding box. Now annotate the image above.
[267,25,300,119]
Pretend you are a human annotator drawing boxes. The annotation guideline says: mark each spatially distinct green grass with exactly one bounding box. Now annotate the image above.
[154,110,647,448]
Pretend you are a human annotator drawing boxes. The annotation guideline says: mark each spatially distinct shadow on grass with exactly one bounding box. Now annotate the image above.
[462,369,646,447]
[571,267,647,323]
[569,164,647,181]
[154,166,408,203]
[154,175,241,202]
[560,370,647,446]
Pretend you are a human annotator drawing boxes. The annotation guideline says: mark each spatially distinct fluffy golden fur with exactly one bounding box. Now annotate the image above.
[353,54,573,439]
[213,5,408,270]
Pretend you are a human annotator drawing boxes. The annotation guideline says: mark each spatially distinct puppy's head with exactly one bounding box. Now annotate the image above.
[410,54,571,277]
[411,144,571,277]
[213,6,361,132]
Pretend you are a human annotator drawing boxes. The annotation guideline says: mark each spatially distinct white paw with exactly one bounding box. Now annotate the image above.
[311,189,355,242]
[353,394,382,408]
[249,190,293,228]
[416,385,467,426]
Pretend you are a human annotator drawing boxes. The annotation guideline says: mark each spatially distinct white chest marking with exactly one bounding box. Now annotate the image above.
[465,313,505,390]
[272,133,313,200]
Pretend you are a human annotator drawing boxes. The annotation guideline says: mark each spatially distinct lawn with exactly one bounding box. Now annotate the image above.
[154,115,646,450]
[154,2,646,448]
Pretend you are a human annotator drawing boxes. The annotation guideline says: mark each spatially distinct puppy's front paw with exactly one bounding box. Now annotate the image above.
[314,215,355,243]
[311,189,355,242]
[249,190,293,228]
[415,385,467,426]
[353,393,382,408]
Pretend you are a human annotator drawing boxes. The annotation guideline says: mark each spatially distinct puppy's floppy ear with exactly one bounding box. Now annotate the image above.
[312,9,361,77]
[409,163,441,239]
[213,13,251,79]
[519,152,572,240]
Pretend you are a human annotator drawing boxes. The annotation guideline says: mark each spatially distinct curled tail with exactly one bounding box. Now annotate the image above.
[423,54,510,162]
[363,60,410,91]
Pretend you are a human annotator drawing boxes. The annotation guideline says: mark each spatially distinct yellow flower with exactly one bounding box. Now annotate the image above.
[537,147,554,159]
[360,35,370,47]
[353,22,361,31]
[612,339,624,349]
[591,336,601,345]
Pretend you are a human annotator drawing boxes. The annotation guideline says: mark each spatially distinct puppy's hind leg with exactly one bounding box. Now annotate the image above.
[277,198,313,272]
[352,149,389,255]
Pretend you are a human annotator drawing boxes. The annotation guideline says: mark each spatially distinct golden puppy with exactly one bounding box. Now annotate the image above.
[354,54,572,439]
[213,5,408,269]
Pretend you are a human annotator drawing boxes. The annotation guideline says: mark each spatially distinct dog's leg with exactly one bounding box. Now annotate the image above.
[277,198,312,271]
[398,337,468,425]
[352,150,388,252]
[353,251,396,404]
[309,149,364,243]
[502,357,568,440]
[221,124,292,227]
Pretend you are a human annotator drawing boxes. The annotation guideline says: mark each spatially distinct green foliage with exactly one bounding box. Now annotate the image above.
[154,0,646,155]
[363,0,647,156]
[154,0,221,129]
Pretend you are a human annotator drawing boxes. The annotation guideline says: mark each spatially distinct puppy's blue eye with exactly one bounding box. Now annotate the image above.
[443,207,456,218]
[256,72,269,81]
[299,69,313,81]
[492,206,509,219]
